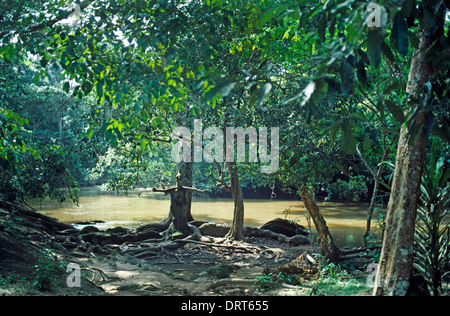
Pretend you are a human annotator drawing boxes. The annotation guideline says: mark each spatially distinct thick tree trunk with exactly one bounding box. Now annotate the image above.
[177,161,194,222]
[373,117,427,295]
[301,185,341,262]
[225,162,245,240]
[373,6,444,294]
[175,109,195,222]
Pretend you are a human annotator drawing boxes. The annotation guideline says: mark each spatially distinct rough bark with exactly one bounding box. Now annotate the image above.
[225,162,245,240]
[373,3,445,295]
[300,185,341,262]
[177,161,194,222]
[153,173,208,241]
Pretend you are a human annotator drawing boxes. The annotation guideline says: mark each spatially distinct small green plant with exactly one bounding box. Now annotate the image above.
[254,272,297,291]
[0,272,18,287]
[32,248,65,292]
[254,273,273,290]
[319,262,347,279]
[414,148,449,296]
[309,256,370,296]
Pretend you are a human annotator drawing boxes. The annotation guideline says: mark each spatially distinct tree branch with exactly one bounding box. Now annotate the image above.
[0,1,93,41]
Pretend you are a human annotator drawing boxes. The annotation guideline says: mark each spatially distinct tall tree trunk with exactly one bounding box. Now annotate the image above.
[364,176,381,243]
[225,162,245,240]
[301,185,341,262]
[373,115,426,296]
[175,110,194,222]
[177,161,194,222]
[373,3,445,294]
[360,133,395,244]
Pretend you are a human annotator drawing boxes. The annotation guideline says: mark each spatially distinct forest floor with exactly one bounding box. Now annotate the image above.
[0,204,374,296]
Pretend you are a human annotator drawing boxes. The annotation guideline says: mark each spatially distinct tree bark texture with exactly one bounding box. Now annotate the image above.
[373,120,426,296]
[225,162,245,240]
[301,185,341,262]
[177,161,194,222]
[373,2,445,294]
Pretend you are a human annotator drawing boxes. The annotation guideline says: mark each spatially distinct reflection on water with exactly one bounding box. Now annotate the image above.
[34,187,384,247]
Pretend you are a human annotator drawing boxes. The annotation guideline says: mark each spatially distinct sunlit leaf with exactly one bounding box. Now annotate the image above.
[385,100,405,123]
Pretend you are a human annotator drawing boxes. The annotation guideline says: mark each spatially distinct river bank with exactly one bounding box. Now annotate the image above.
[0,203,375,296]
[32,187,385,248]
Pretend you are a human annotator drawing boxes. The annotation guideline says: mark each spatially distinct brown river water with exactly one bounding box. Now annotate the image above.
[35,187,384,247]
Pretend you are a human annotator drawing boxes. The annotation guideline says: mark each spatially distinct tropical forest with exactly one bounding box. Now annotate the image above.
[0,0,449,299]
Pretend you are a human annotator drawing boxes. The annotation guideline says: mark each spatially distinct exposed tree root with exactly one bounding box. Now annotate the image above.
[82,267,109,282]
[207,278,305,291]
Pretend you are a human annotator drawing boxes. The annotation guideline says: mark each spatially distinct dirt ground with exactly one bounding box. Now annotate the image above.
[0,204,371,296]
[71,237,319,296]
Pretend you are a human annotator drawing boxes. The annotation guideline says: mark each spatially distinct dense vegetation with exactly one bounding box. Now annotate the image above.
[0,0,449,296]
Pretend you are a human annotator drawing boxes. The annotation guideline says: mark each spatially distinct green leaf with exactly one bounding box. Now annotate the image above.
[63,81,70,93]
[326,120,342,141]
[384,81,404,94]
[249,83,272,108]
[96,80,104,98]
[286,81,316,107]
[141,139,147,150]
[363,133,374,150]
[340,59,354,95]
[432,117,450,143]
[325,78,338,106]
[356,59,367,87]
[385,100,405,123]
[33,72,41,85]
[391,11,409,57]
[3,45,15,61]
[86,127,94,139]
[407,119,422,145]
[203,80,237,104]
[381,41,395,62]
[318,13,327,42]
[40,55,49,68]
[343,121,357,154]
[367,29,383,68]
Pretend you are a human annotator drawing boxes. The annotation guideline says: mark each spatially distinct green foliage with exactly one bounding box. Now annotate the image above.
[0,143,79,204]
[88,143,176,193]
[254,271,297,291]
[414,143,450,296]
[308,255,370,296]
[0,0,448,207]
[32,248,65,292]
[329,175,369,202]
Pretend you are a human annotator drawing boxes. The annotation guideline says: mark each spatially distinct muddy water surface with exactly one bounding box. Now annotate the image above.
[35,187,384,247]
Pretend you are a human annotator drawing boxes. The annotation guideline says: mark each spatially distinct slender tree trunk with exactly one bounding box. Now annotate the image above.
[225,162,245,240]
[301,185,341,262]
[363,135,395,243]
[373,4,444,294]
[364,176,381,243]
